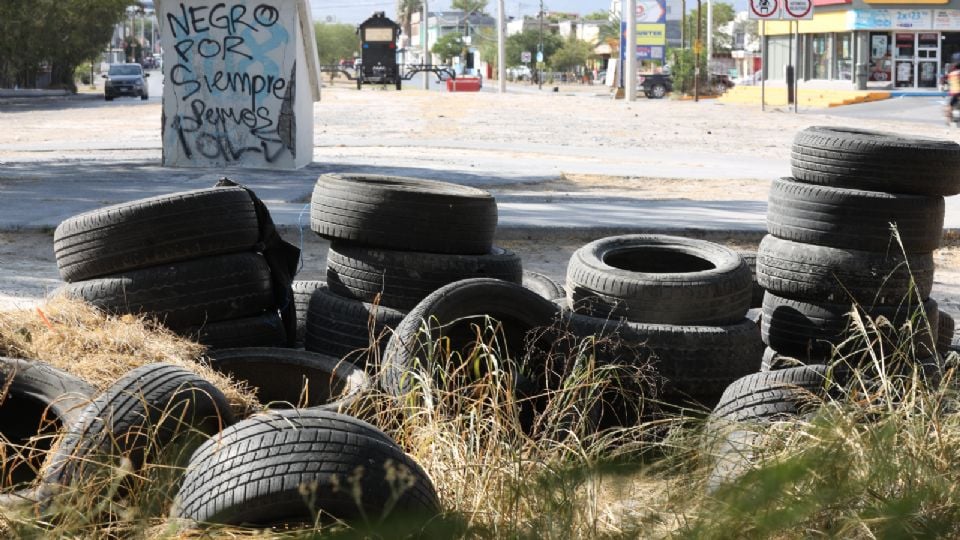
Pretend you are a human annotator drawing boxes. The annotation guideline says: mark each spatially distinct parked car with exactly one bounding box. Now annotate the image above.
[710,73,736,95]
[638,73,673,99]
[103,63,149,101]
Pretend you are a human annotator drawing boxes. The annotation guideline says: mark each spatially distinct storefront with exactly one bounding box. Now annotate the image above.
[762,0,960,89]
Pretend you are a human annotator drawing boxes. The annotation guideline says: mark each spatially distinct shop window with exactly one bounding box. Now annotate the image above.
[833,33,852,80]
[811,34,831,79]
[869,32,891,82]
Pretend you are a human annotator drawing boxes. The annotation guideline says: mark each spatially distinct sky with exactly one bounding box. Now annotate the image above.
[309,0,614,25]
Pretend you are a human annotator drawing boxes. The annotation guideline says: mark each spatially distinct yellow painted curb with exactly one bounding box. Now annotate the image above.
[718,86,891,108]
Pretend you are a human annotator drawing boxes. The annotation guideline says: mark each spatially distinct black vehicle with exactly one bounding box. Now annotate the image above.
[103,63,149,101]
[639,73,672,99]
[356,12,402,91]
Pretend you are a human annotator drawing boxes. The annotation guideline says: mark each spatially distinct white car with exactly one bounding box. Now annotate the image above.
[507,66,532,80]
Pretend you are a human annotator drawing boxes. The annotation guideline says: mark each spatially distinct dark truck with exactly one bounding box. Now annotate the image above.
[638,73,673,99]
[356,12,402,90]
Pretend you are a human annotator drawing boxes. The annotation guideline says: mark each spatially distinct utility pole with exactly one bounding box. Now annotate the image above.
[681,0,686,48]
[695,0,701,101]
[498,0,506,93]
[538,0,543,90]
[422,0,430,90]
[706,0,712,73]
[625,0,637,101]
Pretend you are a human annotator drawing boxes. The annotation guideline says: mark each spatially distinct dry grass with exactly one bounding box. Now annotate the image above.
[0,297,260,417]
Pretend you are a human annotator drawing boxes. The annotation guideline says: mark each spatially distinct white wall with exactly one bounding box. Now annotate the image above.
[156,0,315,169]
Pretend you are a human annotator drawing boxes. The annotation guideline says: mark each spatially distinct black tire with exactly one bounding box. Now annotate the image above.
[357,77,362,90]
[761,292,939,360]
[303,284,407,366]
[790,126,960,197]
[706,365,835,492]
[650,83,667,98]
[759,347,803,371]
[53,187,259,283]
[566,235,752,326]
[310,174,498,254]
[711,365,834,423]
[293,280,325,347]
[382,278,561,396]
[204,348,369,412]
[42,364,234,493]
[0,358,95,489]
[522,270,566,301]
[173,409,439,528]
[767,178,944,253]
[326,242,523,310]
[738,251,765,309]
[59,252,275,332]
[564,313,763,409]
[938,310,955,357]
[185,312,288,349]
[396,78,402,91]
[756,235,935,304]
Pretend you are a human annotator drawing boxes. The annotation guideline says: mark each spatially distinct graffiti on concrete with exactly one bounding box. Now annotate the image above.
[159,1,307,168]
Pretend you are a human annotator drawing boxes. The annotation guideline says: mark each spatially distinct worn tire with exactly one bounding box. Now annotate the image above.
[173,409,439,528]
[791,126,960,197]
[310,173,498,254]
[204,348,369,412]
[706,365,835,492]
[564,313,763,409]
[326,242,522,310]
[292,280,325,347]
[184,312,287,349]
[938,310,955,357]
[756,235,935,304]
[761,292,939,360]
[0,358,95,489]
[382,278,561,396]
[42,364,234,493]
[738,251,765,309]
[59,252,275,332]
[522,270,567,301]
[304,284,407,366]
[767,178,944,253]
[54,187,259,283]
[567,235,752,325]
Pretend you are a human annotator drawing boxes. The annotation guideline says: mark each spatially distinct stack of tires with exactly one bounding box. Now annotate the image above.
[54,185,298,349]
[562,234,763,409]
[758,127,960,369]
[304,174,523,366]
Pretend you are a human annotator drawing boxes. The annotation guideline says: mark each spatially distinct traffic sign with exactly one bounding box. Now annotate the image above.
[782,0,813,19]
[748,0,779,19]
[536,51,544,63]
[521,51,532,63]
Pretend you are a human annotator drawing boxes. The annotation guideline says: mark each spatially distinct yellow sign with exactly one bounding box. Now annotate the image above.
[693,40,703,54]
[636,23,666,46]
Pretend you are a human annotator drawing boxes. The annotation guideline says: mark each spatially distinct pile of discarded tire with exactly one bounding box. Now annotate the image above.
[2,357,439,530]
[758,126,960,370]
[706,127,960,489]
[53,181,300,349]
[303,173,523,366]
[561,234,763,410]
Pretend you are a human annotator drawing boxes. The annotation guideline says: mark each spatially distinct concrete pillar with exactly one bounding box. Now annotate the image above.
[625,0,637,101]
[155,0,322,169]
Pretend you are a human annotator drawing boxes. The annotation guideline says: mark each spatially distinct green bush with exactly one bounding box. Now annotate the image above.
[670,48,707,95]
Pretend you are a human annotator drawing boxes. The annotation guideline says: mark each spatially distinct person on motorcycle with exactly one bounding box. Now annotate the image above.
[947,62,960,125]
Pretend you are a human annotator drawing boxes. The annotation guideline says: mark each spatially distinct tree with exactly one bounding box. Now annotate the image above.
[584,10,611,21]
[397,0,423,43]
[314,23,359,65]
[0,0,131,90]
[432,32,466,63]
[505,28,562,67]
[451,0,488,15]
[549,36,593,71]
[682,2,735,54]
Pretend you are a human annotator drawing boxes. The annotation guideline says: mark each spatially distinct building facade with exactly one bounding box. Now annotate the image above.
[762,0,960,88]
